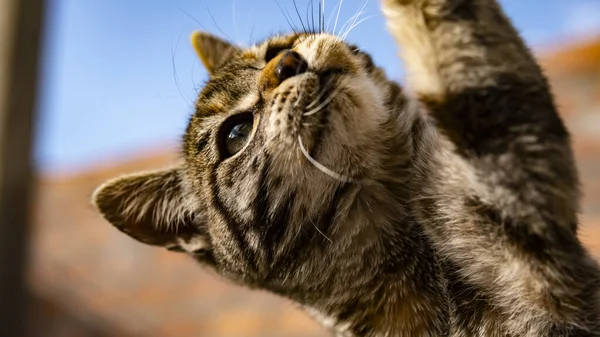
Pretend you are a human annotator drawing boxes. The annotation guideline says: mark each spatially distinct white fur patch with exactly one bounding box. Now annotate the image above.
[177,236,209,253]
[304,307,354,336]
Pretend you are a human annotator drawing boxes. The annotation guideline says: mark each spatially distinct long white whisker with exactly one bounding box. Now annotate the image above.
[326,1,335,32]
[306,91,325,110]
[303,83,345,116]
[337,12,358,40]
[340,0,368,40]
[306,77,334,109]
[341,15,372,40]
[293,88,305,107]
[298,136,352,182]
[333,0,344,36]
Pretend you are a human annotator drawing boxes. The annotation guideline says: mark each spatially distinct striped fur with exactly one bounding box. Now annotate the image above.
[92,0,600,335]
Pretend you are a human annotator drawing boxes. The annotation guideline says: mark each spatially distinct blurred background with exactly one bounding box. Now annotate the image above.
[0,0,598,336]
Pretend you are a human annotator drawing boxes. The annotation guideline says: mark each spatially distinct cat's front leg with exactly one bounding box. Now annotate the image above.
[383,0,600,335]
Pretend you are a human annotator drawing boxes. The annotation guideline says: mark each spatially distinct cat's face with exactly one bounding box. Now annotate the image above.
[93,32,408,290]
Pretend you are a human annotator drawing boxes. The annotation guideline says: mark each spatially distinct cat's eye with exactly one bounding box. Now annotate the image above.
[218,113,254,158]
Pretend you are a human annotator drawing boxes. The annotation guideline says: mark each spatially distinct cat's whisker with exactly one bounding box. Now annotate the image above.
[332,0,344,37]
[292,0,308,34]
[306,89,324,110]
[304,83,344,116]
[178,7,209,31]
[248,25,257,45]
[306,77,335,109]
[313,0,322,34]
[246,7,257,44]
[310,218,333,243]
[341,15,372,40]
[318,0,322,33]
[171,30,194,106]
[206,6,233,42]
[336,15,354,40]
[339,0,369,40]
[337,9,360,39]
[320,0,326,34]
[275,1,300,35]
[190,60,200,96]
[325,0,337,33]
[308,0,315,33]
[306,92,325,110]
[293,89,305,108]
[298,136,352,183]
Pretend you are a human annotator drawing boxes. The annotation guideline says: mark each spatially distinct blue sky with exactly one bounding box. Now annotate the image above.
[36,0,600,173]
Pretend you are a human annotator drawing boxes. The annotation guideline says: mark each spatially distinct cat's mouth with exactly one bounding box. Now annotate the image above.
[268,68,348,145]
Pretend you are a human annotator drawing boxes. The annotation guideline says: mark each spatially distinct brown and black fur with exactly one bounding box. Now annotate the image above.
[92,0,600,335]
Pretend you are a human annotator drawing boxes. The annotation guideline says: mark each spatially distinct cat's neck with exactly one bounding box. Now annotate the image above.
[276,180,449,336]
[303,211,448,336]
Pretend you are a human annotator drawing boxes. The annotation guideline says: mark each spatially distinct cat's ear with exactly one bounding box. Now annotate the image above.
[190,31,240,75]
[91,167,210,254]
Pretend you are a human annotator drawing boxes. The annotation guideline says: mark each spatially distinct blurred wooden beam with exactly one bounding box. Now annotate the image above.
[0,0,46,335]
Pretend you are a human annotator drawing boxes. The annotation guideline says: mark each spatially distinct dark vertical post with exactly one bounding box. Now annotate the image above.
[0,0,46,336]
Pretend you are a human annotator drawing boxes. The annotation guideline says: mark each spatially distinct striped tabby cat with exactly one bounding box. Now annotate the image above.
[92,0,600,335]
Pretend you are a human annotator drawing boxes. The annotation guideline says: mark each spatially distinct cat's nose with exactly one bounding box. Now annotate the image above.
[275,51,308,82]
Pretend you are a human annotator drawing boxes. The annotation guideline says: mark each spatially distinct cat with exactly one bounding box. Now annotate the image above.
[91,0,600,335]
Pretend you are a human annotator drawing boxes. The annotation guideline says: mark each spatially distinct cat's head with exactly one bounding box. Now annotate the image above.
[92,31,411,289]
